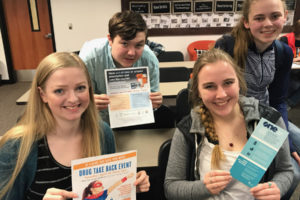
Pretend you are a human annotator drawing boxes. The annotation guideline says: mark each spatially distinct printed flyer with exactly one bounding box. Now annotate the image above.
[105,67,154,128]
[72,150,137,200]
[230,118,288,187]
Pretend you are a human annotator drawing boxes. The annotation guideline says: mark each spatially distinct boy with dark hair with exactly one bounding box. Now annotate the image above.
[79,10,162,123]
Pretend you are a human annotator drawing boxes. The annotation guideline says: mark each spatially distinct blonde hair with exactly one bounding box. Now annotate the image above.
[0,52,101,198]
[190,48,247,169]
[232,0,287,68]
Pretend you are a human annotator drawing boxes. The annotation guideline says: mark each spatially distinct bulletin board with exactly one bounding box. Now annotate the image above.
[121,0,300,36]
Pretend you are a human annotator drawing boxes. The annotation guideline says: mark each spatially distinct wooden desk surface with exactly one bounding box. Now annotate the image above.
[159,61,194,68]
[16,90,30,105]
[114,128,175,167]
[16,81,188,105]
[292,62,300,69]
[160,82,188,97]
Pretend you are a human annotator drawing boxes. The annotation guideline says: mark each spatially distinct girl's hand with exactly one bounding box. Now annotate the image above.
[43,188,78,200]
[250,182,280,200]
[203,170,232,195]
[134,170,150,193]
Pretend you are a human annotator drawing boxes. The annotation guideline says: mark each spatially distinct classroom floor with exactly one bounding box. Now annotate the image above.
[0,81,299,199]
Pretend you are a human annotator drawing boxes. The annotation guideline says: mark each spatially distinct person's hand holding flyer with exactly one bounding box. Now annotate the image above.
[72,151,137,200]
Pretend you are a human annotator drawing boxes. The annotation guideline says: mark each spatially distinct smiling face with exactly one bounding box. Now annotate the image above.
[108,32,146,68]
[198,60,240,119]
[91,185,104,195]
[39,67,90,123]
[243,0,287,52]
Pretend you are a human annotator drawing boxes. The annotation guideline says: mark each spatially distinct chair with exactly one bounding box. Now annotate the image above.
[157,51,184,62]
[187,40,216,61]
[176,88,192,124]
[159,67,190,82]
[157,139,172,200]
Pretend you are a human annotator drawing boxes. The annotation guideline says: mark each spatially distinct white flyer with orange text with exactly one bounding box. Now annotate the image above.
[71,150,137,200]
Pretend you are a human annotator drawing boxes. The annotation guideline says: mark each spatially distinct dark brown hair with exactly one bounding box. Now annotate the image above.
[109,10,147,41]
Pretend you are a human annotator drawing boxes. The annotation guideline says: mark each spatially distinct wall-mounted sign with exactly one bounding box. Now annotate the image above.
[215,0,234,12]
[235,0,244,12]
[151,2,171,14]
[285,0,296,10]
[173,1,192,13]
[130,2,150,13]
[194,0,213,13]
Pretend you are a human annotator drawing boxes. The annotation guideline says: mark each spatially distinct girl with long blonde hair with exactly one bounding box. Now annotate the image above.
[0,52,149,200]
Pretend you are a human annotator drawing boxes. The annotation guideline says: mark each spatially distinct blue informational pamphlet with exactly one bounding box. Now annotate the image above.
[230,118,288,187]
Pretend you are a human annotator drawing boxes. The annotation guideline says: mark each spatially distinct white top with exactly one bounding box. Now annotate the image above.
[199,137,254,200]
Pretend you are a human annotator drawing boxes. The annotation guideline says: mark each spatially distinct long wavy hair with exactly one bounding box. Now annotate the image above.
[190,48,247,169]
[0,52,101,198]
[231,0,287,68]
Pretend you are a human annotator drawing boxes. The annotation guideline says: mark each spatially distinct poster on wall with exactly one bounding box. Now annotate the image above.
[200,13,213,27]
[194,0,213,13]
[173,1,193,14]
[285,0,296,11]
[130,2,150,13]
[235,0,244,12]
[285,11,295,26]
[160,15,171,28]
[215,0,234,13]
[170,14,181,28]
[124,0,297,32]
[151,2,171,14]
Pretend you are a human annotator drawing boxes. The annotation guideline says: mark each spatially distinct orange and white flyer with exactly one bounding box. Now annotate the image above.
[105,67,154,128]
[71,150,137,200]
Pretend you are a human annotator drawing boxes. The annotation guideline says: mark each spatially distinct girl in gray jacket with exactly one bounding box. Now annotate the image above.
[164,49,293,200]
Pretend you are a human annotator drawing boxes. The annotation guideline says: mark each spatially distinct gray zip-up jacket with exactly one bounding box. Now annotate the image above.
[164,96,293,200]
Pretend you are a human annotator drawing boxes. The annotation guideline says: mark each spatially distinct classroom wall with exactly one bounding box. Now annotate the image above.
[0,28,9,80]
[50,0,221,61]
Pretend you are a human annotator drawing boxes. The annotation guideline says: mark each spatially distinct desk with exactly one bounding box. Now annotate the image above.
[160,82,188,97]
[292,62,300,69]
[114,128,175,167]
[159,61,194,68]
[16,90,30,105]
[16,81,188,104]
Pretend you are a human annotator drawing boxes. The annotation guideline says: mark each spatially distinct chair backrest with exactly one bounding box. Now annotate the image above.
[187,40,216,61]
[157,51,184,62]
[159,67,190,82]
[157,139,172,200]
[176,88,192,123]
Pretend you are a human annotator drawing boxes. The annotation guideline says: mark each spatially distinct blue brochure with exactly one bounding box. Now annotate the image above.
[230,118,288,187]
